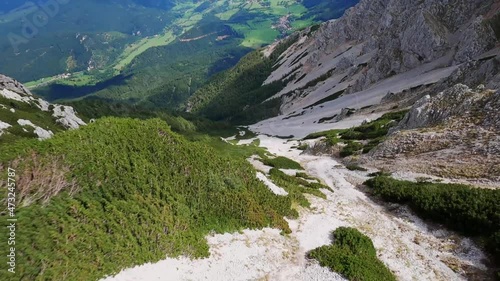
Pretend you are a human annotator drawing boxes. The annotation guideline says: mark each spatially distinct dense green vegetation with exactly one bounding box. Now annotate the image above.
[0,118,297,280]
[188,35,300,123]
[304,110,408,156]
[261,156,304,170]
[308,227,396,281]
[5,0,359,113]
[365,176,500,265]
[67,96,239,138]
[268,168,328,209]
[34,23,251,108]
[0,96,65,144]
[0,1,172,82]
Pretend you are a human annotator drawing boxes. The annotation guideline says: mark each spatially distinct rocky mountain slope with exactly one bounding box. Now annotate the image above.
[246,0,499,137]
[362,84,500,183]
[0,74,85,142]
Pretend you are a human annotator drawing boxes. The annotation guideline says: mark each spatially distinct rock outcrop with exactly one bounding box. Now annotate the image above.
[364,84,500,182]
[0,74,86,140]
[250,0,499,137]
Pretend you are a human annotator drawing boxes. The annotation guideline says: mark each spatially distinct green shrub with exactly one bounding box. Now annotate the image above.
[262,156,304,170]
[0,118,295,281]
[297,143,309,150]
[340,141,364,157]
[365,176,500,264]
[308,227,396,281]
[296,172,315,180]
[304,110,408,157]
[268,168,327,208]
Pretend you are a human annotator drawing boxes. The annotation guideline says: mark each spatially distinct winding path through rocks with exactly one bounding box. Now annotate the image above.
[102,135,488,281]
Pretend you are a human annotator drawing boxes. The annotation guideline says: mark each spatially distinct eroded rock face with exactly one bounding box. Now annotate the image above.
[251,0,498,136]
[366,84,500,182]
[311,0,495,81]
[0,74,32,96]
[392,84,486,131]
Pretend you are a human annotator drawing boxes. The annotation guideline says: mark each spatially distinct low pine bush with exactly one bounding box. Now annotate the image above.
[308,227,396,281]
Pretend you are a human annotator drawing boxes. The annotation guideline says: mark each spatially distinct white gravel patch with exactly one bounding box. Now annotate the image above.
[259,137,488,281]
[279,169,302,176]
[102,228,345,281]
[247,155,272,173]
[256,172,288,196]
[237,137,257,145]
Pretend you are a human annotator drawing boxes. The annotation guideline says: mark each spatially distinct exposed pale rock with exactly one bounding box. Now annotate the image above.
[366,84,500,181]
[393,84,475,131]
[252,0,498,137]
[52,105,86,129]
[0,74,86,140]
[17,119,54,140]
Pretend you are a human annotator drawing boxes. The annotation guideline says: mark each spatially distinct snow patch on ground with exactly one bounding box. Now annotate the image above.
[256,172,289,196]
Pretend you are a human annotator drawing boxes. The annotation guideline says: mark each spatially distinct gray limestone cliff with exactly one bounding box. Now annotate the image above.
[249,0,499,138]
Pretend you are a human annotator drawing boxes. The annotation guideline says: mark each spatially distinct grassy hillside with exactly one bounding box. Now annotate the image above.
[0,117,295,280]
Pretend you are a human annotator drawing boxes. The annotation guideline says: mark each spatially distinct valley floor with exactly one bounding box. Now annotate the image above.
[102,136,488,281]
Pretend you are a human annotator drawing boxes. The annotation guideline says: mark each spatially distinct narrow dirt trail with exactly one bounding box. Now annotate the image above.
[258,135,488,281]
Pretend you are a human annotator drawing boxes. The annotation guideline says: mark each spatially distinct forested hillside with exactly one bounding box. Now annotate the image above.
[187,34,301,124]
[0,118,295,280]
[2,0,359,111]
[34,19,251,109]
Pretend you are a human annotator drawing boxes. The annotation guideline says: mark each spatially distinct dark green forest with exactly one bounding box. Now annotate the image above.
[34,21,251,109]
[188,34,300,124]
